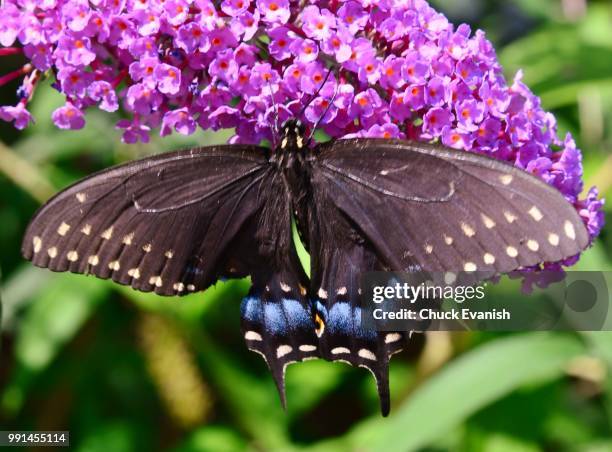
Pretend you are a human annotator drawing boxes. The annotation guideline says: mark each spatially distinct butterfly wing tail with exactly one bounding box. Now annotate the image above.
[240,270,319,408]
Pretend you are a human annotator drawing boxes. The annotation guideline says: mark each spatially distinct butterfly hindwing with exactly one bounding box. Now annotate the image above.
[308,180,407,416]
[238,173,319,406]
[22,146,270,295]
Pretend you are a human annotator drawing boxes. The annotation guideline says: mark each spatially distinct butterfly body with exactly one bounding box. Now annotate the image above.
[22,121,589,416]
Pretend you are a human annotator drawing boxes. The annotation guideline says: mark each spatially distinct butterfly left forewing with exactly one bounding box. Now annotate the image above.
[22,146,270,295]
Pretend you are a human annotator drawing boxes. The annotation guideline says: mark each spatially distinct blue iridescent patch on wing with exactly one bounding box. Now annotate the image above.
[327,301,351,334]
[263,301,287,334]
[241,295,263,323]
[282,298,311,330]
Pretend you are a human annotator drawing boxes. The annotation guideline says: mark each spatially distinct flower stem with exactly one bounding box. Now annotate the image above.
[0,64,32,88]
[0,47,23,56]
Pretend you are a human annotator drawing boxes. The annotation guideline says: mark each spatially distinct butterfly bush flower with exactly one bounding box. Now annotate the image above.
[0,0,604,278]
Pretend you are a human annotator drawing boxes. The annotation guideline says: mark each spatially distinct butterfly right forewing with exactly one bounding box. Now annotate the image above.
[314,139,589,276]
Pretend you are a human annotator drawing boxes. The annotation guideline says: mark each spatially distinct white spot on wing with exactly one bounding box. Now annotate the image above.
[47,247,57,258]
[67,250,79,262]
[506,246,518,258]
[187,284,196,291]
[164,250,174,259]
[101,227,113,240]
[33,236,42,253]
[380,170,389,176]
[358,349,377,361]
[245,331,263,341]
[444,234,454,245]
[128,268,140,279]
[88,255,99,266]
[331,347,350,355]
[81,224,92,235]
[500,174,513,185]
[337,286,347,295]
[57,222,71,236]
[444,272,457,284]
[385,333,402,344]
[483,253,496,265]
[142,243,152,253]
[173,282,184,292]
[528,206,543,222]
[481,214,496,229]
[276,345,292,358]
[526,239,539,252]
[122,232,134,245]
[109,260,120,271]
[149,276,163,287]
[76,192,86,203]
[299,344,317,352]
[564,221,576,240]
[464,262,477,272]
[280,281,291,293]
[318,288,328,299]
[548,233,560,246]
[424,243,433,254]
[461,222,476,237]
[504,211,517,224]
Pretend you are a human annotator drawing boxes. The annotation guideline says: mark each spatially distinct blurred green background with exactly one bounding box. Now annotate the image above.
[1,1,612,451]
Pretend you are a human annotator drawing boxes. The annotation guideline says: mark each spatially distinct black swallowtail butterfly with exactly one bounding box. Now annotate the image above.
[22,119,588,416]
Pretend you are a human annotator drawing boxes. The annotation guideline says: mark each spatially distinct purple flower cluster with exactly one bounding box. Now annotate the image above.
[0,0,604,273]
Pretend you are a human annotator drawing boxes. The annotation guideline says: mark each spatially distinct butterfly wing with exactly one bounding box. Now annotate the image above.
[314,138,589,275]
[307,175,408,417]
[308,138,590,415]
[22,146,271,295]
[237,171,319,406]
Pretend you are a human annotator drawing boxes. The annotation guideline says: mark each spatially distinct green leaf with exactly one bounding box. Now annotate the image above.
[348,333,585,452]
[1,273,109,415]
[171,426,247,452]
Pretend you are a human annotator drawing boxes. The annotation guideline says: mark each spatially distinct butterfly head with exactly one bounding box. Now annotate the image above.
[279,119,306,151]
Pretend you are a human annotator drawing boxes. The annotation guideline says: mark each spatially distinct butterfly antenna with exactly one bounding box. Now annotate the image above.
[296,66,334,121]
[266,75,280,146]
[306,69,340,145]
